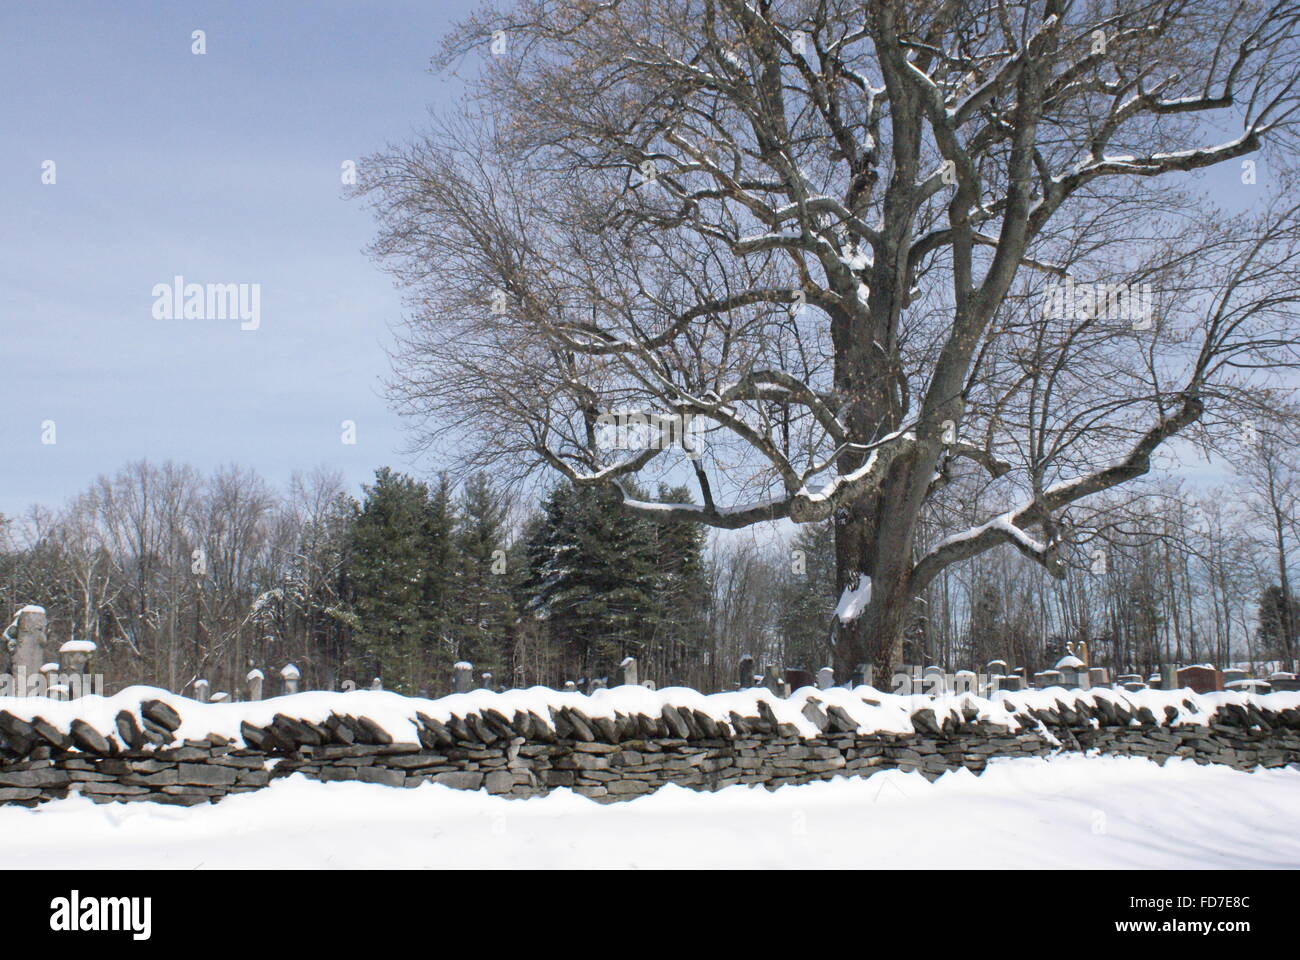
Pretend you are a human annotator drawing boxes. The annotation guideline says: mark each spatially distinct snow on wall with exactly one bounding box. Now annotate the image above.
[1,682,1297,752]
[1,682,1297,808]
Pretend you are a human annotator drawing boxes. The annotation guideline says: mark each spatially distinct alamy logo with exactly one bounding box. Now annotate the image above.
[152,275,261,330]
[0,667,103,698]
[49,891,151,940]
[1041,277,1153,327]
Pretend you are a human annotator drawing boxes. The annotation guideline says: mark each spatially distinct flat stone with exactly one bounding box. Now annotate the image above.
[484,770,514,794]
[430,771,483,790]
[176,763,237,786]
[141,700,182,732]
[0,767,69,788]
[354,765,405,787]
[69,719,113,755]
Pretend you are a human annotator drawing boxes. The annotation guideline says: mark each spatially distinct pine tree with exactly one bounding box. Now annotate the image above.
[342,468,455,693]
[522,483,658,680]
[777,521,836,671]
[449,473,514,684]
[644,484,710,685]
[1257,585,1300,663]
[520,482,711,684]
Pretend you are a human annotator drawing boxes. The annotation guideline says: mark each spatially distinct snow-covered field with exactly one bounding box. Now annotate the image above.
[2,754,1297,868]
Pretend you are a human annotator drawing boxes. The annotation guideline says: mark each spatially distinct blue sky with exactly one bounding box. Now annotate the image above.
[0,1,1265,521]
[0,0,480,516]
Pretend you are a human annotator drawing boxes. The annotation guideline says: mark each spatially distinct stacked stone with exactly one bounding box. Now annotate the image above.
[0,701,268,807]
[1003,694,1300,773]
[0,691,1297,808]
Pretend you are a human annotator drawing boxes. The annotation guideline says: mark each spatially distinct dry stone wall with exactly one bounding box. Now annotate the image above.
[0,688,1298,807]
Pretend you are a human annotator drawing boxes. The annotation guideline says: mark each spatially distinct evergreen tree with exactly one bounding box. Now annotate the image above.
[777,521,836,670]
[343,468,455,693]
[1257,585,1300,662]
[644,484,710,684]
[449,473,514,683]
[522,483,658,680]
[520,482,711,683]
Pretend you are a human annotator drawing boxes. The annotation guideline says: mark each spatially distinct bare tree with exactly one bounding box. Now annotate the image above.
[1239,420,1300,670]
[360,0,1300,679]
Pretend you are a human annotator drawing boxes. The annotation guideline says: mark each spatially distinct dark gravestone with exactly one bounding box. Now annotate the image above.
[738,655,756,688]
[785,669,815,692]
[762,666,786,697]
[1176,665,1222,694]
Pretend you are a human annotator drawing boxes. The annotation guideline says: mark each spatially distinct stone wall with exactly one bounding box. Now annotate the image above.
[0,689,1297,807]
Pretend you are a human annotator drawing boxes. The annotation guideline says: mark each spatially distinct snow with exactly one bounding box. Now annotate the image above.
[58,639,97,654]
[1055,654,1085,669]
[2,755,1296,868]
[0,683,1294,750]
[796,429,909,505]
[933,510,1048,557]
[2,605,45,644]
[834,576,872,623]
[279,663,300,680]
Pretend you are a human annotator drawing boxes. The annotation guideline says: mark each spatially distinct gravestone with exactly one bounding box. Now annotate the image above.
[194,679,210,703]
[562,680,576,691]
[1089,666,1110,687]
[1227,678,1271,694]
[1221,668,1247,686]
[370,677,382,691]
[816,666,834,690]
[58,640,95,688]
[481,672,493,690]
[1033,669,1063,689]
[1176,665,1222,694]
[996,675,1023,692]
[1267,671,1300,692]
[923,665,946,695]
[762,665,786,697]
[1054,653,1088,688]
[454,662,473,693]
[953,669,977,694]
[6,606,47,678]
[245,669,264,701]
[209,691,230,703]
[616,656,639,686]
[280,663,301,696]
[1160,664,1178,691]
[738,655,755,688]
[987,659,1009,677]
[785,668,815,692]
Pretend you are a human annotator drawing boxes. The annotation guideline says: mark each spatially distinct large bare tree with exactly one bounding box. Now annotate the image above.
[360,0,1300,679]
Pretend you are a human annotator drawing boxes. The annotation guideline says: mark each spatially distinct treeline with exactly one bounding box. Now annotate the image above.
[2,447,1296,697]
[0,462,713,696]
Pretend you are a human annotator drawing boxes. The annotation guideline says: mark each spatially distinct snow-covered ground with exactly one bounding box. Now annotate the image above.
[2,754,1297,868]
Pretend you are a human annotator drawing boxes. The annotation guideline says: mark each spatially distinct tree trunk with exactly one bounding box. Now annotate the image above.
[831,455,932,685]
